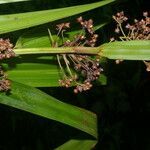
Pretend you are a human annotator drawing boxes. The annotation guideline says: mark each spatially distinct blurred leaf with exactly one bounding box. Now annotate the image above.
[3,55,106,87]
[67,21,109,40]
[15,33,54,48]
[0,0,115,34]
[98,74,107,85]
[0,81,98,138]
[5,61,60,87]
[15,21,108,49]
[0,0,29,4]
[55,139,97,150]
[15,30,60,48]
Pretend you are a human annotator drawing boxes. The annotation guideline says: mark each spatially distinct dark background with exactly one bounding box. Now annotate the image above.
[0,0,150,149]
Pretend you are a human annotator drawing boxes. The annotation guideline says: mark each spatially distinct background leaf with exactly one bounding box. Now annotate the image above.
[0,0,115,34]
[3,55,106,87]
[55,139,97,150]
[15,22,108,48]
[0,0,29,4]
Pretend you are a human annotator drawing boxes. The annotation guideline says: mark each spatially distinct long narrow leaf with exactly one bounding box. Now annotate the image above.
[0,81,98,138]
[0,0,29,4]
[15,22,108,48]
[4,56,106,87]
[100,40,150,60]
[55,139,97,150]
[0,0,115,34]
[5,62,60,87]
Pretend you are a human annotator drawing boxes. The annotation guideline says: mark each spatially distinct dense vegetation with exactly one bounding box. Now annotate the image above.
[0,0,149,150]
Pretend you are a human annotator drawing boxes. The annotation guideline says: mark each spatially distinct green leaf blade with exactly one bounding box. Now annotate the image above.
[100,40,150,60]
[55,139,97,150]
[0,0,115,34]
[0,81,98,138]
[0,0,29,4]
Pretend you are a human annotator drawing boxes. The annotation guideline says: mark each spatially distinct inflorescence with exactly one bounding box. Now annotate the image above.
[0,66,11,91]
[1,12,148,92]
[0,38,15,59]
[0,38,15,92]
[112,11,150,41]
[111,11,150,67]
[54,17,103,93]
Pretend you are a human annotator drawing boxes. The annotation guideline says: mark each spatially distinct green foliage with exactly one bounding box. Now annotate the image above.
[0,81,97,138]
[0,0,29,4]
[0,0,115,34]
[55,139,96,150]
[100,40,150,60]
[4,58,107,87]
[0,0,149,150]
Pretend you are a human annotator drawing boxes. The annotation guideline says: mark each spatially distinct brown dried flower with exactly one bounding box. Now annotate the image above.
[0,38,15,92]
[112,11,150,41]
[56,22,70,31]
[0,79,11,91]
[0,38,15,60]
[54,17,102,93]
[112,11,150,69]
[113,11,128,24]
[0,66,11,92]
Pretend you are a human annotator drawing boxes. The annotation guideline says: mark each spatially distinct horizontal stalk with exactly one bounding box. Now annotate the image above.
[14,40,150,60]
[14,47,100,55]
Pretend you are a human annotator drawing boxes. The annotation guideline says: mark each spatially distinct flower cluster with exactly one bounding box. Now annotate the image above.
[0,67,11,91]
[54,17,102,93]
[58,54,102,93]
[112,11,150,66]
[126,12,150,40]
[77,16,98,47]
[56,22,70,31]
[0,38,15,60]
[0,38,15,92]
[58,55,103,93]
[72,56,103,93]
[112,11,150,40]
[113,11,128,24]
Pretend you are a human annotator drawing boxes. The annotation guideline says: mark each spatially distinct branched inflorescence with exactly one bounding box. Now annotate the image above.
[111,11,150,67]
[0,66,10,91]
[0,38,15,59]
[112,11,150,41]
[0,38,15,92]
[54,17,103,93]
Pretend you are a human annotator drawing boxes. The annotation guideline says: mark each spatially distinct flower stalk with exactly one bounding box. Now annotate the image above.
[13,40,150,61]
[14,46,100,55]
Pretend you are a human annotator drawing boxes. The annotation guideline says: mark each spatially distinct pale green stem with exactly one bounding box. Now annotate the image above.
[13,40,150,61]
[113,17,129,40]
[14,47,100,55]
[118,23,128,40]
[63,54,73,77]
[48,28,54,45]
[57,54,66,78]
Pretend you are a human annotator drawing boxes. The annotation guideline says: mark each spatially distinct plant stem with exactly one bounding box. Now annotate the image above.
[14,40,150,60]
[63,54,73,77]
[57,54,66,78]
[14,47,100,55]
